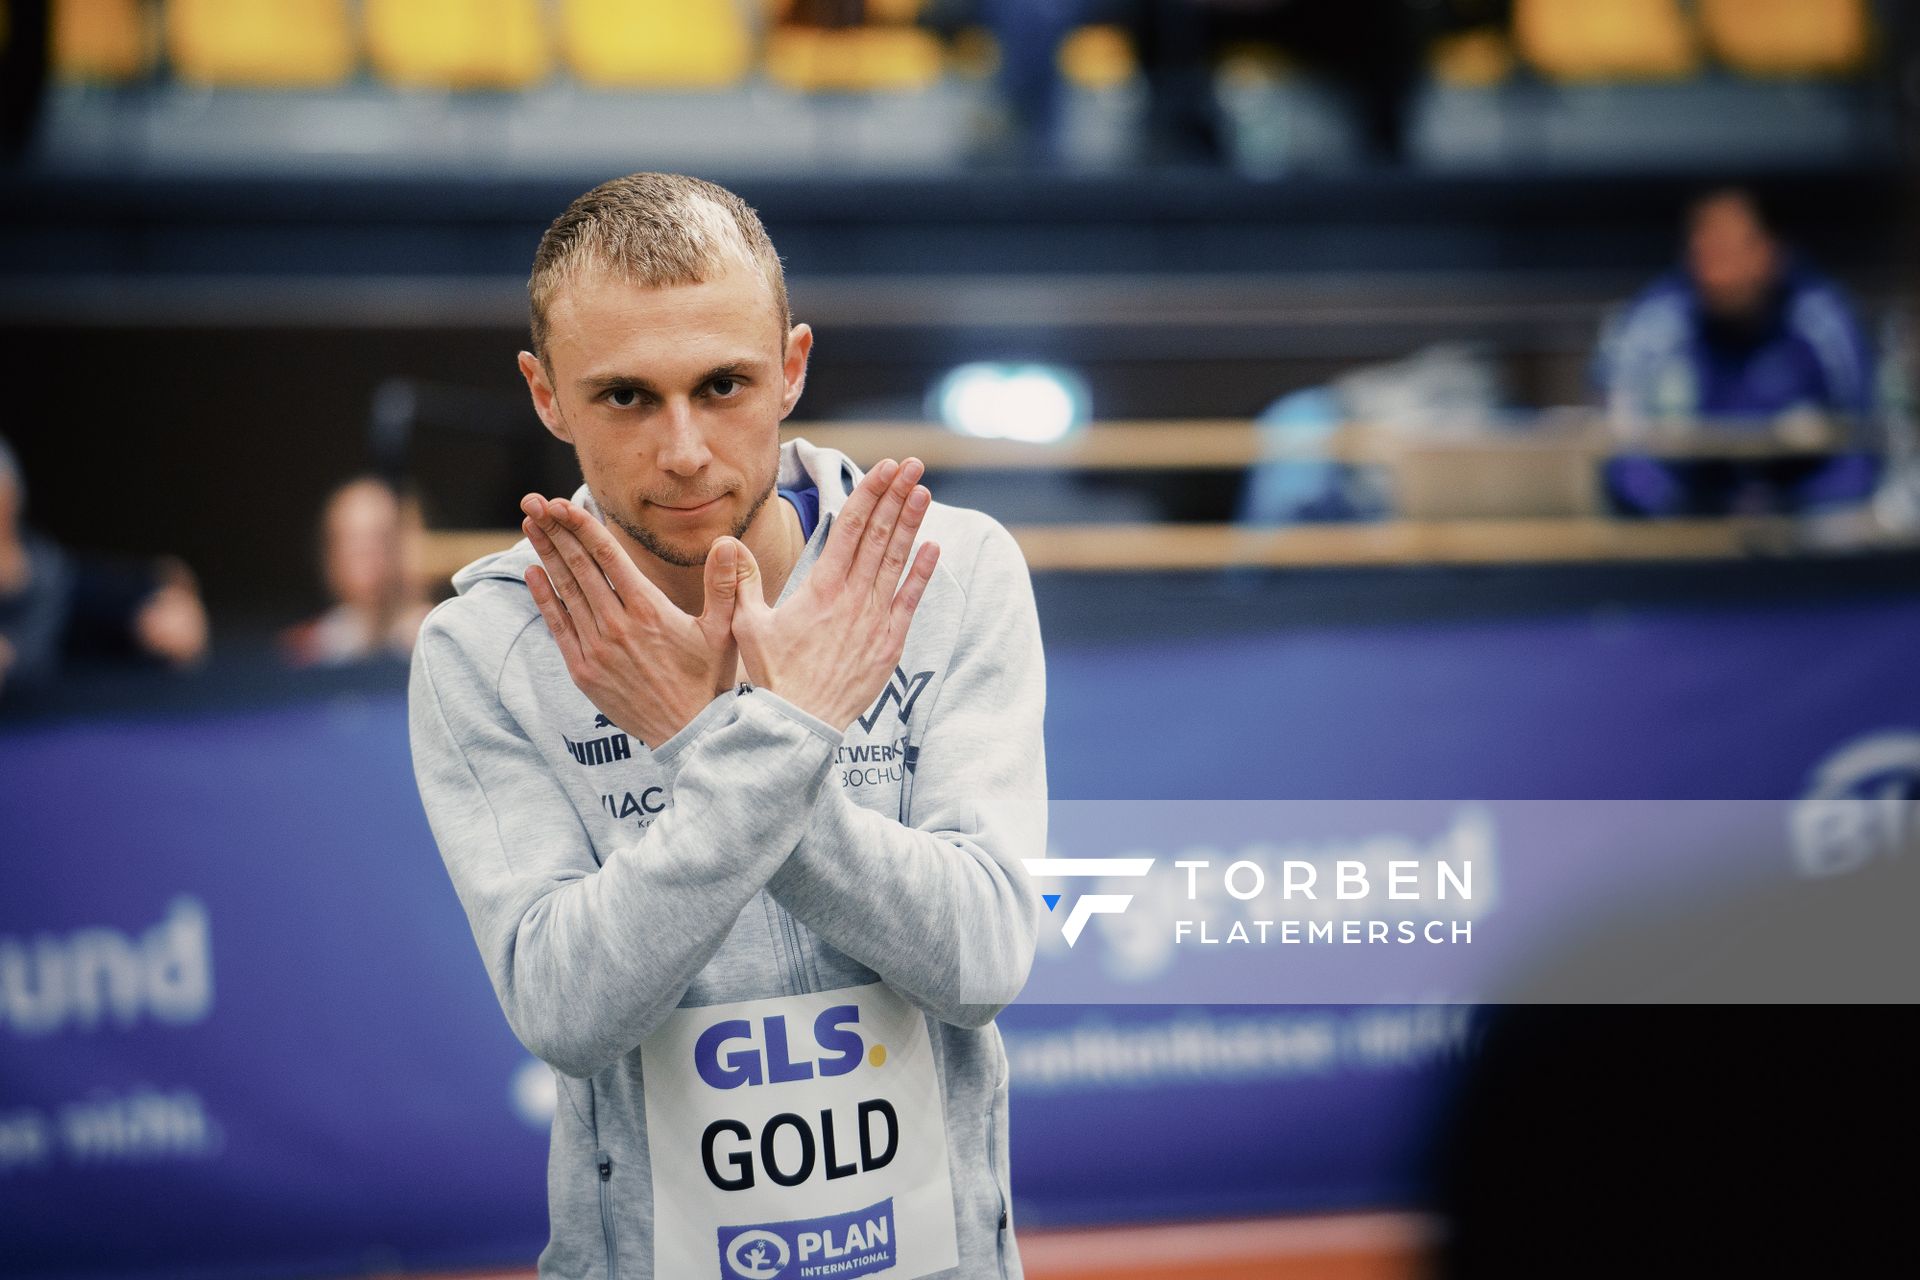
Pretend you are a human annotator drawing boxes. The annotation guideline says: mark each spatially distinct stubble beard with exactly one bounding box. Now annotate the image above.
[600,473,777,569]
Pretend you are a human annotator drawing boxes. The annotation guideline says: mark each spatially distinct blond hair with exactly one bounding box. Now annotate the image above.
[528,172,789,357]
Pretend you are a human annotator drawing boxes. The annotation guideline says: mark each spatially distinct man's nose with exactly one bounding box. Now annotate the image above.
[655,401,713,477]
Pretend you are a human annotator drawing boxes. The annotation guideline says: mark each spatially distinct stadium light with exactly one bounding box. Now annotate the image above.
[930,362,1090,444]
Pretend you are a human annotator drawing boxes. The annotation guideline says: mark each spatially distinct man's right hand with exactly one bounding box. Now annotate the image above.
[728,458,941,732]
[520,494,745,749]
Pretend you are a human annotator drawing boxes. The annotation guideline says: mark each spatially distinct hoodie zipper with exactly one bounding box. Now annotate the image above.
[596,1149,618,1280]
[775,902,810,994]
[986,1068,1011,1276]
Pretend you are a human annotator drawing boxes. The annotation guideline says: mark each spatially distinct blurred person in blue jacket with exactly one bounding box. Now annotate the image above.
[1594,187,1879,516]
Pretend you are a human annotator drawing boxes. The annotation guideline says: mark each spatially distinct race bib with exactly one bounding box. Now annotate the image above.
[641,982,959,1280]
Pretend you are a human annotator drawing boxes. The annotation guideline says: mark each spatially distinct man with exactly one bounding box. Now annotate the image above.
[1594,187,1878,515]
[407,173,1044,1280]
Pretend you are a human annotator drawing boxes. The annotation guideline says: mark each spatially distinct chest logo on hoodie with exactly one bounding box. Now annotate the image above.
[562,713,632,767]
[856,667,934,733]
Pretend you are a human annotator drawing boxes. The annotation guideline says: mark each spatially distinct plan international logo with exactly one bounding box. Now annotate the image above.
[1021,858,1156,946]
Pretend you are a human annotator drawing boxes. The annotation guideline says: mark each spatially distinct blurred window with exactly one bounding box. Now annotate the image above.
[1513,0,1698,81]
[166,0,355,87]
[558,0,753,89]
[1058,24,1136,91]
[1698,0,1870,78]
[54,0,154,83]
[766,0,942,92]
[365,0,551,90]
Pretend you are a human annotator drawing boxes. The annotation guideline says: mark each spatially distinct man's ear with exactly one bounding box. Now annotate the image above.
[778,323,814,421]
[518,350,573,444]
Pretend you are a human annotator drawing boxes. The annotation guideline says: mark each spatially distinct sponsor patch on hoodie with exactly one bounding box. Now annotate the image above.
[716,1197,895,1279]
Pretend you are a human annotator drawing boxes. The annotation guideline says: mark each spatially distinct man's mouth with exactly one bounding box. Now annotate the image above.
[649,493,726,516]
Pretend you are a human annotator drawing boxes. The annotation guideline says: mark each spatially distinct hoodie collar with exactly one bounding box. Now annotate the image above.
[448,436,863,595]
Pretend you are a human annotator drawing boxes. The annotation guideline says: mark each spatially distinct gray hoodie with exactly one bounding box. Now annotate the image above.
[408,439,1044,1280]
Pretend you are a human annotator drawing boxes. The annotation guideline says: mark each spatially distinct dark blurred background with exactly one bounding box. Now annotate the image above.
[3,0,1916,620]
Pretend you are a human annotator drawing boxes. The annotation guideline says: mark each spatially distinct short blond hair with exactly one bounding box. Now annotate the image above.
[528,172,789,358]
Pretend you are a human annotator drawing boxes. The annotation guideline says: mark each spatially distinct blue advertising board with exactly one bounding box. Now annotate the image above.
[4,588,1918,1276]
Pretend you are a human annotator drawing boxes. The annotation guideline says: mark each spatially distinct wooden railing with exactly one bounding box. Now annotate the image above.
[417,419,1881,577]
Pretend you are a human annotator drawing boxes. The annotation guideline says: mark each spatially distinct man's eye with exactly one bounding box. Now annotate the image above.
[709,377,741,398]
[608,388,640,408]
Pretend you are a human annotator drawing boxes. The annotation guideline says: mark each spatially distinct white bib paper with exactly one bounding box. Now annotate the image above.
[641,982,959,1280]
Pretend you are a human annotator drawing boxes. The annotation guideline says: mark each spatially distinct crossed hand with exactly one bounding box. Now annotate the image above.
[519,459,938,747]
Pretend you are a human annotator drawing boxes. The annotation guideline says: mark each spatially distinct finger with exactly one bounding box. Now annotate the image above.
[548,496,669,615]
[872,481,931,602]
[728,537,768,621]
[700,537,742,628]
[849,457,923,589]
[521,514,596,635]
[525,565,585,669]
[888,540,940,635]
[817,458,899,582]
[532,502,622,635]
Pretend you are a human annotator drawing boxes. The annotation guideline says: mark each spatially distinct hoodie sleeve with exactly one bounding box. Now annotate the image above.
[409,614,841,1078]
[762,518,1045,1029]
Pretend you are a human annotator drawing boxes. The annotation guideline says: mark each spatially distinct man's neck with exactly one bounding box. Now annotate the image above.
[614,490,802,617]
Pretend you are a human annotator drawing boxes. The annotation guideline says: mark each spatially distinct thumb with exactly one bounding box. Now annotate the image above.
[705,537,761,621]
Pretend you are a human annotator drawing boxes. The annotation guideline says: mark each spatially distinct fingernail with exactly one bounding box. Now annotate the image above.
[909,487,929,510]
[521,495,542,517]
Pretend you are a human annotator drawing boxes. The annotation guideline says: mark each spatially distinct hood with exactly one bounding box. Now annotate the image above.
[448,436,865,596]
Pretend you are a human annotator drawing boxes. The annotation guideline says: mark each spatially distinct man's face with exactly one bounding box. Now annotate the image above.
[519,260,810,569]
[1688,197,1780,322]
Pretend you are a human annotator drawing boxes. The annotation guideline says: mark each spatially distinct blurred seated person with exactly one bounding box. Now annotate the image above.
[0,435,208,701]
[1594,187,1879,516]
[1124,0,1484,166]
[281,476,432,668]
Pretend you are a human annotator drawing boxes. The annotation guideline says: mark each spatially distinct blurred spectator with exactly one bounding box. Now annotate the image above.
[976,0,1097,165]
[1595,187,1880,516]
[1239,344,1503,524]
[783,0,867,24]
[280,477,432,668]
[1127,0,1466,166]
[0,435,208,701]
[0,0,50,161]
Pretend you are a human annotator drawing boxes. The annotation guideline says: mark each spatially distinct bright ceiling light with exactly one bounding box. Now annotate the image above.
[930,363,1090,444]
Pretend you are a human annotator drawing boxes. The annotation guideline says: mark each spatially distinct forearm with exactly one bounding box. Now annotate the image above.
[764,784,1040,1028]
[419,682,839,1077]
